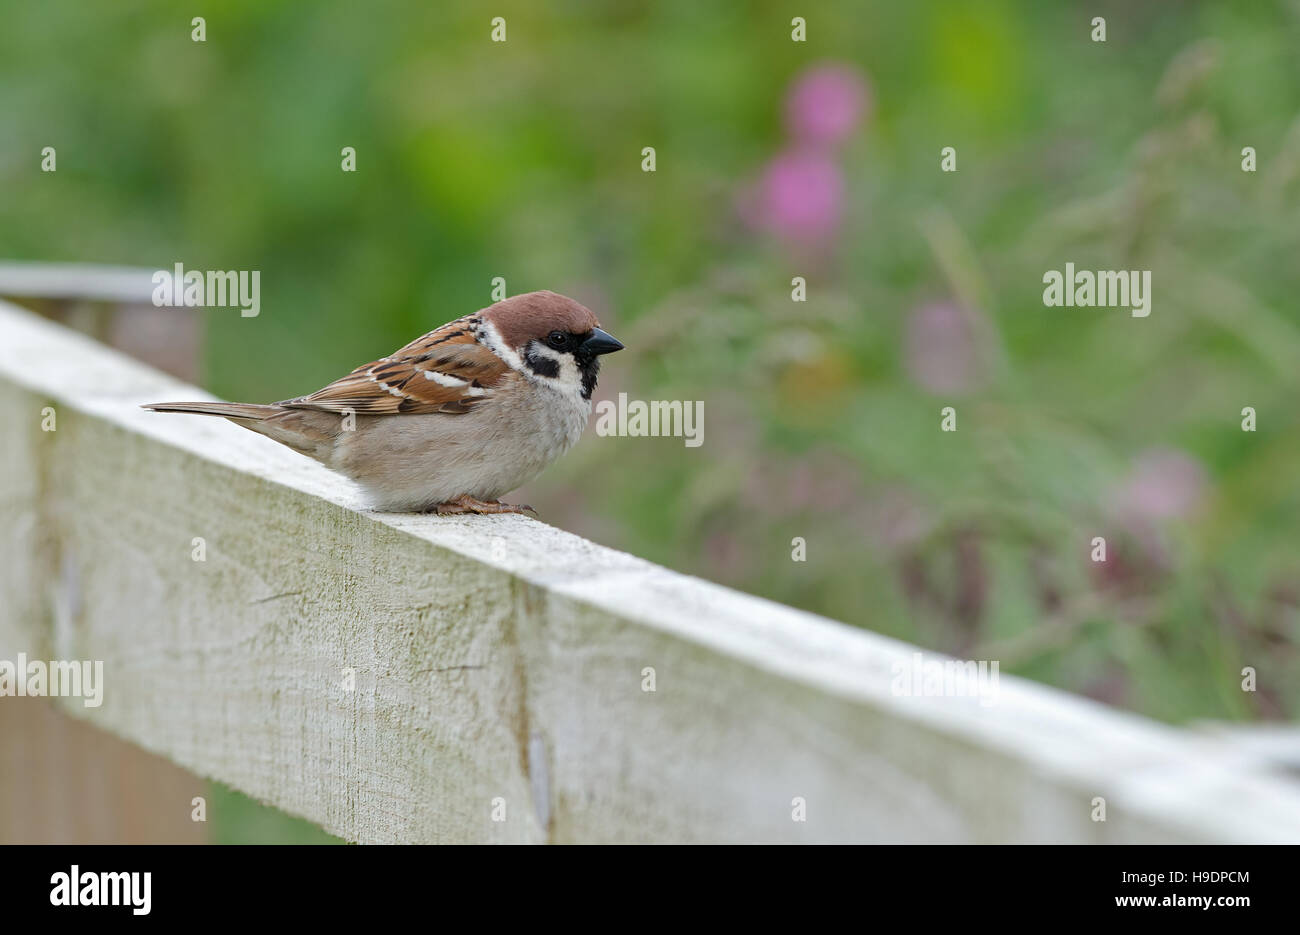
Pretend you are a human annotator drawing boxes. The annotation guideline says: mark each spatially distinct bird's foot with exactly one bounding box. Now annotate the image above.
[433,495,537,516]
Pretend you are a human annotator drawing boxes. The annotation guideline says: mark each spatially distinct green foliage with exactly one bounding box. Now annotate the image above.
[206,781,343,845]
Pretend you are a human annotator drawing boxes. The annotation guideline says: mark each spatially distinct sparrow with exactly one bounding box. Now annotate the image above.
[143,290,623,514]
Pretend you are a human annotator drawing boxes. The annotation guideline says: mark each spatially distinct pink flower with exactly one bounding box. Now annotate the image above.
[1116,449,1208,520]
[784,65,870,149]
[904,302,985,394]
[744,147,843,243]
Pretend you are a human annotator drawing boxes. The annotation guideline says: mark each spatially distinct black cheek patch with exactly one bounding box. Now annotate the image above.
[524,347,561,379]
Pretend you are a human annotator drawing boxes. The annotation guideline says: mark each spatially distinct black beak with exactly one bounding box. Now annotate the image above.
[580,328,624,356]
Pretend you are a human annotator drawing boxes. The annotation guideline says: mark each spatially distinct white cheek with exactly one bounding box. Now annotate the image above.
[557,355,582,386]
[477,319,526,372]
[528,342,585,393]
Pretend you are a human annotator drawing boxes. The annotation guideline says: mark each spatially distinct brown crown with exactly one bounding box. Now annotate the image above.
[481,291,600,348]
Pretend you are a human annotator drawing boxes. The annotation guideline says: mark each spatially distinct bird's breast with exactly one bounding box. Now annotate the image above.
[334,378,592,510]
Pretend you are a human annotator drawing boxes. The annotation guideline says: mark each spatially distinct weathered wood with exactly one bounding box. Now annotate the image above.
[0,262,159,303]
[0,698,209,845]
[2,298,1300,843]
[0,263,200,382]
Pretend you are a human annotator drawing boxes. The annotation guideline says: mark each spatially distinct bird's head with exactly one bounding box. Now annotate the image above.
[478,290,623,400]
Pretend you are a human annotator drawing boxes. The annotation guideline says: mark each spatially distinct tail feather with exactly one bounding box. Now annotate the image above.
[142,401,278,420]
[143,400,337,462]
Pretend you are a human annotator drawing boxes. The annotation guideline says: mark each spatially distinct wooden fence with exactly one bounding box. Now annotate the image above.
[2,286,1300,843]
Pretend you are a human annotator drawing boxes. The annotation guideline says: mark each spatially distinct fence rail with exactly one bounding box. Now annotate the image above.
[2,296,1300,843]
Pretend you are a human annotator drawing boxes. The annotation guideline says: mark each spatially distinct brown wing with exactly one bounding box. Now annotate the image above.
[279,316,509,415]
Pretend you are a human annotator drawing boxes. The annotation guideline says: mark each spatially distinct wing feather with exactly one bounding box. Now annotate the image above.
[279,316,508,415]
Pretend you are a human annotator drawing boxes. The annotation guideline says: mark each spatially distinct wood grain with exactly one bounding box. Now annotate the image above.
[2,298,1299,843]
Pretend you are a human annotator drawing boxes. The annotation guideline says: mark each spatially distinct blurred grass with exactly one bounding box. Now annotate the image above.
[206,781,343,845]
[3,0,1299,840]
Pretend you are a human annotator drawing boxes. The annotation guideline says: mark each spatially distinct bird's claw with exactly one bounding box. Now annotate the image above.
[433,496,538,516]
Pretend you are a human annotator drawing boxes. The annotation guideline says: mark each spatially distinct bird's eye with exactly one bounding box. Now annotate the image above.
[547,331,569,349]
